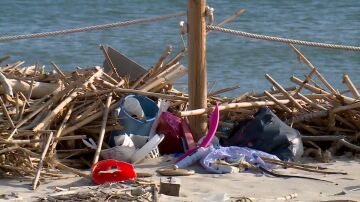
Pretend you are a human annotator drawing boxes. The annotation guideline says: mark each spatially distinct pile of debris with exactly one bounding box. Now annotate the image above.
[179,45,360,162]
[0,44,359,191]
[0,45,188,187]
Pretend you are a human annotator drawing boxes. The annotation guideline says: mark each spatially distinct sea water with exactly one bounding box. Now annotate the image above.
[0,0,359,96]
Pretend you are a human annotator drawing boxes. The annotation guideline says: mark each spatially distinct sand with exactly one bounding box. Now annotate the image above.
[1,155,359,202]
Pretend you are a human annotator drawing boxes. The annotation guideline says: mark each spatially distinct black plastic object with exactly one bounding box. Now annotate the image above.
[222,107,302,161]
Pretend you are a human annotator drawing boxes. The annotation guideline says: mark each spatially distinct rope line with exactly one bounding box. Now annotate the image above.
[207,25,360,51]
[0,12,186,42]
[1,14,359,52]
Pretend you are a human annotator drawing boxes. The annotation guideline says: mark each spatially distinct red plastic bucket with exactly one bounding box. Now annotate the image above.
[92,160,137,184]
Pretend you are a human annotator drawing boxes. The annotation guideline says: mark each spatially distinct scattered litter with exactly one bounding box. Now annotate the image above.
[275,193,298,201]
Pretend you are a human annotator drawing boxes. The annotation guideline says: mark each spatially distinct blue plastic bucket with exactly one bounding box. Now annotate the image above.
[109,95,159,146]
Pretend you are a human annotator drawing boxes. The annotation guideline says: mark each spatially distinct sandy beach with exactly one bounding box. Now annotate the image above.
[1,1,360,202]
[1,155,359,202]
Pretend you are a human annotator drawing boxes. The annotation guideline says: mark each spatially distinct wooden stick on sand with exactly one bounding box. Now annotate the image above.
[93,93,113,164]
[33,132,53,190]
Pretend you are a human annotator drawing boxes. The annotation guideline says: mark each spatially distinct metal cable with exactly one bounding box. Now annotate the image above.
[207,25,360,51]
[0,12,186,42]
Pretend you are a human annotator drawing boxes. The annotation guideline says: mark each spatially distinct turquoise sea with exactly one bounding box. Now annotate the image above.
[0,0,359,95]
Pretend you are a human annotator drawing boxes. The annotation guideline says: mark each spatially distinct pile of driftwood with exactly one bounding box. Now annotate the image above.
[0,43,359,189]
[178,44,360,162]
[0,47,188,189]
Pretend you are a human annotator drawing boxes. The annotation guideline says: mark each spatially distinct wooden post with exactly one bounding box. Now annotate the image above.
[187,0,208,141]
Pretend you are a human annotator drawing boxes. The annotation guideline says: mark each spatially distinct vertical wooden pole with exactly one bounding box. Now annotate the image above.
[188,0,207,141]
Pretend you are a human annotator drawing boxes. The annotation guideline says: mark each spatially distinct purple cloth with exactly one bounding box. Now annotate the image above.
[201,146,280,174]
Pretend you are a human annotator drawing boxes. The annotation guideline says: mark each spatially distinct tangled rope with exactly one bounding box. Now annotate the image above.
[207,25,360,51]
[0,12,186,42]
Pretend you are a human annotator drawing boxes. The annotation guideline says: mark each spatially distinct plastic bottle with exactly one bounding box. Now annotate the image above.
[175,147,209,169]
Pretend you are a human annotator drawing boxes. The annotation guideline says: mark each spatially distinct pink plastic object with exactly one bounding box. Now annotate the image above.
[199,103,220,147]
[92,160,137,185]
[176,103,220,162]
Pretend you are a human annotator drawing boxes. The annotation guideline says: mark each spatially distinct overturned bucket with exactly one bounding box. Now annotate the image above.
[109,95,159,146]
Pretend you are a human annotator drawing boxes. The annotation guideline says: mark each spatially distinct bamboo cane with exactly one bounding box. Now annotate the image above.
[102,71,119,85]
[151,45,173,75]
[178,99,300,116]
[0,96,15,128]
[291,76,356,104]
[149,69,188,92]
[339,138,360,152]
[99,45,121,80]
[2,135,86,145]
[141,65,186,91]
[289,44,337,94]
[49,105,74,155]
[61,100,120,136]
[73,101,100,123]
[138,63,180,89]
[265,74,303,110]
[0,145,18,154]
[290,76,329,94]
[93,93,112,164]
[296,92,327,110]
[289,111,328,124]
[15,93,20,119]
[162,48,187,71]
[294,68,317,95]
[33,88,81,132]
[264,90,292,113]
[342,74,360,99]
[79,87,188,101]
[15,77,85,130]
[302,135,344,141]
[51,62,70,86]
[1,61,25,71]
[215,9,245,27]
[33,132,53,190]
[33,70,103,132]
[209,85,240,96]
[295,123,318,135]
[131,69,153,89]
[261,157,346,175]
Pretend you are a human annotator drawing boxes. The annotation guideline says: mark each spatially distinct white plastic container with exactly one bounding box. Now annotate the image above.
[131,134,164,164]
